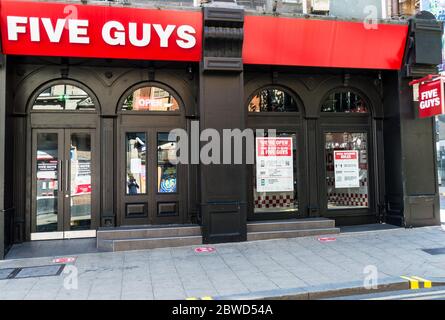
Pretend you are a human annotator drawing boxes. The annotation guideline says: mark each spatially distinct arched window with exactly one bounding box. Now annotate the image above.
[121,86,179,111]
[248,88,299,112]
[321,90,368,113]
[33,84,95,111]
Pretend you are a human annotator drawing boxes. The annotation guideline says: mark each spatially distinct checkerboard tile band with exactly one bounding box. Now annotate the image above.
[328,192,368,207]
[255,195,294,208]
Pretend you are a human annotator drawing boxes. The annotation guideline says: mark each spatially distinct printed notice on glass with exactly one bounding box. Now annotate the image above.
[256,137,294,192]
[334,150,360,188]
[130,158,142,174]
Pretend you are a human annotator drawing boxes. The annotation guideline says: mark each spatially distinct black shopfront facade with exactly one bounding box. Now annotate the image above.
[0,0,443,258]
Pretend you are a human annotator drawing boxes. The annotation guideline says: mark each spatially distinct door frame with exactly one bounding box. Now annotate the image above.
[30,127,99,240]
[246,113,307,221]
[28,118,100,240]
[317,115,376,221]
[118,124,187,226]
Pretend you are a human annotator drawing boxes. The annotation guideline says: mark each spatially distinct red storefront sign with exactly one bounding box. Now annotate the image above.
[243,15,408,70]
[0,0,202,61]
[418,78,445,118]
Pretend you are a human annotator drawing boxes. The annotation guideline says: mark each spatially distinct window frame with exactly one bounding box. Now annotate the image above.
[30,80,98,114]
[320,88,371,115]
[118,82,182,115]
[246,86,301,115]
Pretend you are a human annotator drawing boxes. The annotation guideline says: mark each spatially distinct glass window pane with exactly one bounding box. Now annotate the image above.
[122,86,179,111]
[126,133,146,195]
[70,133,92,230]
[248,89,298,112]
[325,132,368,209]
[253,132,298,213]
[33,84,95,111]
[36,133,59,232]
[321,91,368,113]
[157,133,178,193]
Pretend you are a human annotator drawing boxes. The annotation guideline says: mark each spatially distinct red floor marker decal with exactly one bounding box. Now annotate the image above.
[318,237,337,243]
[53,257,76,264]
[194,247,216,253]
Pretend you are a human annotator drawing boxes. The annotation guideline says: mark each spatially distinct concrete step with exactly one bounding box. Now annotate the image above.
[98,235,203,252]
[97,225,202,241]
[247,218,335,233]
[247,227,340,241]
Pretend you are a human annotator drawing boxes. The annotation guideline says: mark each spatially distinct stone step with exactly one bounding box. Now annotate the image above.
[247,227,340,241]
[247,218,335,233]
[97,225,202,241]
[97,235,203,252]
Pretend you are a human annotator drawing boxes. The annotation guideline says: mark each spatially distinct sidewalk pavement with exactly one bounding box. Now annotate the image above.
[1,226,445,300]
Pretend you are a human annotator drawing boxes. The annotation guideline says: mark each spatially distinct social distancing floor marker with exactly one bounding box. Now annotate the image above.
[186,296,214,300]
[401,276,432,289]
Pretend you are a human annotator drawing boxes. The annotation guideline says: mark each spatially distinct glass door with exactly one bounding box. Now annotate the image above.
[31,129,96,240]
[249,131,300,220]
[153,131,182,224]
[120,128,184,225]
[320,129,372,216]
[64,130,95,238]
[32,130,64,239]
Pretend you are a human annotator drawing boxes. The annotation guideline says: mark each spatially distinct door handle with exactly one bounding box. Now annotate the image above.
[65,159,69,194]
[59,160,63,192]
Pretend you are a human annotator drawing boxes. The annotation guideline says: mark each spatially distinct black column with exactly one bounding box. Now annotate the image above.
[101,117,115,227]
[199,2,246,243]
[0,55,5,258]
[384,11,443,227]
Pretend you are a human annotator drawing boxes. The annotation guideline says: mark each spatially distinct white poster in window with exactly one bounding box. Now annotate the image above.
[131,158,142,174]
[256,137,294,192]
[334,150,360,188]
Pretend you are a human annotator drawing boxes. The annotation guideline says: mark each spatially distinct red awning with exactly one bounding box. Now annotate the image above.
[243,15,408,70]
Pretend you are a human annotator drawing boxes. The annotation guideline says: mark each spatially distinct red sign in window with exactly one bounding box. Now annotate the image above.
[334,151,358,160]
[256,138,292,157]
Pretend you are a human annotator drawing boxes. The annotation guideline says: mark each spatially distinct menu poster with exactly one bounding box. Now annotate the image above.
[255,137,294,192]
[334,150,360,188]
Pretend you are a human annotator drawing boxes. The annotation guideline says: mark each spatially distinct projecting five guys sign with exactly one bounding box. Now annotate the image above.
[411,76,445,118]
[418,78,445,118]
[0,0,202,61]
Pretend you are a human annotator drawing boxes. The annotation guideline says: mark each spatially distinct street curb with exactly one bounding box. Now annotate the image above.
[212,277,445,300]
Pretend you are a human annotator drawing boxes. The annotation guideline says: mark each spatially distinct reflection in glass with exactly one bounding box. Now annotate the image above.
[36,133,59,232]
[248,89,298,112]
[33,84,95,111]
[70,133,92,230]
[253,132,298,213]
[321,91,368,113]
[122,86,179,111]
[325,132,369,209]
[126,133,146,195]
[157,133,178,193]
